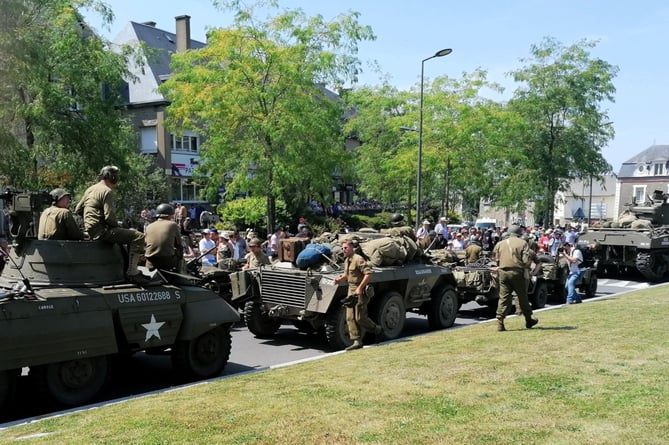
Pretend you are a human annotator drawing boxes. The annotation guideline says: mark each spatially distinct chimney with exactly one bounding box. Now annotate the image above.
[175,15,191,53]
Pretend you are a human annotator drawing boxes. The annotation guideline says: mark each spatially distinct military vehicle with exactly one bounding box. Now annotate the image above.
[229,238,459,351]
[0,191,239,416]
[579,195,669,281]
[436,251,597,309]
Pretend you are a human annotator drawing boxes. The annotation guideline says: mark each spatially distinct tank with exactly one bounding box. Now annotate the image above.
[579,195,669,281]
[0,192,239,417]
[229,235,459,351]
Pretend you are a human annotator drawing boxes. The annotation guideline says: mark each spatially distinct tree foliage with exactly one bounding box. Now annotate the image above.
[160,1,375,232]
[508,37,616,224]
[0,0,144,193]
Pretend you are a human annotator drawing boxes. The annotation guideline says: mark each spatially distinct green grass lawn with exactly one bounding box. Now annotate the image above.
[3,286,669,444]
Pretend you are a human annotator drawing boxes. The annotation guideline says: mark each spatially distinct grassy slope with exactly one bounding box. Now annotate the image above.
[3,286,669,444]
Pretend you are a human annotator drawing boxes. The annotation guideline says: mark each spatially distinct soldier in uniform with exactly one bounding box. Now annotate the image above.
[333,238,382,350]
[38,188,84,240]
[144,203,183,272]
[75,166,150,285]
[492,224,538,331]
[464,235,482,263]
[243,237,271,269]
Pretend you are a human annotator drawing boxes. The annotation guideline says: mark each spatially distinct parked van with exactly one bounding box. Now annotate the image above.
[474,218,497,231]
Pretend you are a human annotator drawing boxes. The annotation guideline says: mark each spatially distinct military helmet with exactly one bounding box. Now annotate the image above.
[508,224,523,236]
[248,237,263,247]
[99,165,120,184]
[155,203,175,218]
[49,188,70,203]
[390,213,404,226]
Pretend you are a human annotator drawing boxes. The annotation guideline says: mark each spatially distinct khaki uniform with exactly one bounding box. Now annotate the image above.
[144,218,183,271]
[343,253,379,341]
[493,235,534,320]
[75,181,144,275]
[38,206,84,240]
[464,243,482,264]
[244,251,271,268]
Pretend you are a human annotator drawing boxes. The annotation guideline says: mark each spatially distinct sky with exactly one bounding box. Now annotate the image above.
[83,0,669,173]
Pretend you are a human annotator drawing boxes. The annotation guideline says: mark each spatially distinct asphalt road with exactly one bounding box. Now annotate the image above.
[0,275,653,428]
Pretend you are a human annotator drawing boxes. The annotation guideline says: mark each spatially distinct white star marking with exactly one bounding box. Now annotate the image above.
[142,314,165,342]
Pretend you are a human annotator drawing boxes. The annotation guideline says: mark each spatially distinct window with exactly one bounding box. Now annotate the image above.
[654,163,665,176]
[171,177,205,202]
[140,127,157,154]
[633,185,646,204]
[170,133,199,153]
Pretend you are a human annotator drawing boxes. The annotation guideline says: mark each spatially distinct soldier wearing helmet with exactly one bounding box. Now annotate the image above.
[243,237,271,269]
[144,204,184,272]
[38,188,84,240]
[75,166,150,285]
[389,213,405,227]
[491,224,538,332]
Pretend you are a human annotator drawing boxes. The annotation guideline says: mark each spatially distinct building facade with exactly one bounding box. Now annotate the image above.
[114,15,207,204]
[614,145,669,217]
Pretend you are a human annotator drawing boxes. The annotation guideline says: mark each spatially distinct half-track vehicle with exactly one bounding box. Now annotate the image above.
[229,235,459,351]
[0,191,239,416]
[579,195,669,281]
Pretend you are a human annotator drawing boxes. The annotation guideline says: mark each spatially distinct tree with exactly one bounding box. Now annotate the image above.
[0,0,142,197]
[508,37,616,225]
[160,1,375,232]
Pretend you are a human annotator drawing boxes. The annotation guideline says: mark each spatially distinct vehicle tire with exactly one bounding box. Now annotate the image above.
[324,303,351,351]
[242,300,281,338]
[0,369,17,417]
[372,291,406,341]
[40,356,110,407]
[531,280,548,309]
[585,273,598,298]
[172,325,232,379]
[427,285,458,330]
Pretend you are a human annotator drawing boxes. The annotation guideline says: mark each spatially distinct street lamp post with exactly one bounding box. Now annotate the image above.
[416,48,452,230]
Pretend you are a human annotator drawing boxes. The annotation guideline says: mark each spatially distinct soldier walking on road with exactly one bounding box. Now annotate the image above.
[492,224,538,331]
[333,239,382,350]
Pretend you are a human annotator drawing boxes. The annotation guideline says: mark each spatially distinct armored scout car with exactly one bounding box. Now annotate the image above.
[0,191,239,415]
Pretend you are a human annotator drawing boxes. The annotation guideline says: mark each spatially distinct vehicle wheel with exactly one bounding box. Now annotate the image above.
[427,285,458,330]
[636,251,668,281]
[372,291,406,340]
[173,325,232,379]
[585,273,598,298]
[40,356,109,407]
[324,303,351,351]
[242,300,281,338]
[531,281,548,309]
[0,369,17,417]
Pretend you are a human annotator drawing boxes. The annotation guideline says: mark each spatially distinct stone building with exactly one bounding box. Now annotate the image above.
[613,145,669,217]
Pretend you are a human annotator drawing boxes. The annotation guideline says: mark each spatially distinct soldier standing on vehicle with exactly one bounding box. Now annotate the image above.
[333,239,382,350]
[243,237,271,269]
[144,203,184,272]
[464,235,482,263]
[492,224,538,332]
[75,166,150,285]
[38,188,84,241]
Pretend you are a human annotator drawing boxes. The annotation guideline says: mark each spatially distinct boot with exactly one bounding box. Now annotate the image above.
[525,317,539,329]
[345,340,363,351]
[496,318,506,332]
[127,252,152,286]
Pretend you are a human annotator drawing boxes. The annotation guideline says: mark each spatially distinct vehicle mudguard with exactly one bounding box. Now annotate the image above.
[177,298,240,340]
